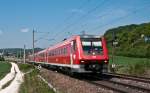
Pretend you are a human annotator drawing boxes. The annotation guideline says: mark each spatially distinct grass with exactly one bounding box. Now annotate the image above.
[109,55,150,76]
[18,64,54,93]
[0,61,11,80]
[18,63,35,73]
[109,55,150,65]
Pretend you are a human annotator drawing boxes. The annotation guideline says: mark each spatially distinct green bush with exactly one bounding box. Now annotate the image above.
[18,63,35,73]
[105,22,150,58]
[127,61,150,76]
[109,56,150,76]
[0,56,5,61]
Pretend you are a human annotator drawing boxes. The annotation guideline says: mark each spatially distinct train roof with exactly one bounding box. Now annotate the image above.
[34,35,103,54]
[47,35,102,50]
[34,48,47,55]
[79,35,102,38]
[47,35,79,51]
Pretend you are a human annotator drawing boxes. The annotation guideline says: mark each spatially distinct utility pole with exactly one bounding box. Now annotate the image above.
[33,30,35,61]
[81,30,86,35]
[20,50,22,61]
[111,31,118,72]
[2,48,4,57]
[112,31,115,64]
[17,51,19,60]
[23,44,26,63]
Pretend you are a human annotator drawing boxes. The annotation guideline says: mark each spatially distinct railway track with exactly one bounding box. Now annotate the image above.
[80,73,150,93]
[89,79,150,93]
[103,73,150,83]
[38,66,150,93]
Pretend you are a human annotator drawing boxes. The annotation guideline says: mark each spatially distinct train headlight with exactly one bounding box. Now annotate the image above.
[104,60,108,63]
[81,60,85,63]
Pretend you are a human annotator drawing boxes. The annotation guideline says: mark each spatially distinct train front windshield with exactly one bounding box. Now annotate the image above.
[81,38,103,55]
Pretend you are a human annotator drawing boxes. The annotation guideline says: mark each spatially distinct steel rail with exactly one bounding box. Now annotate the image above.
[103,73,150,83]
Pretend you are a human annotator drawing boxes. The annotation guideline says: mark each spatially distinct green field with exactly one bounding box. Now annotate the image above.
[18,64,54,93]
[108,56,150,76]
[109,55,150,65]
[0,62,11,80]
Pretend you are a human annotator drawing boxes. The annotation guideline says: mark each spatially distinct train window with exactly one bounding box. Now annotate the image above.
[73,41,76,51]
[57,49,59,55]
[59,49,60,55]
[54,50,56,55]
[49,51,52,56]
[64,47,66,55]
[64,47,67,55]
[66,47,67,54]
[40,53,44,57]
[61,49,63,55]
[52,51,54,56]
[56,50,58,55]
[62,48,64,54]
[64,48,66,54]
[58,49,60,55]
[53,51,54,56]
[65,47,67,54]
[51,51,53,56]
[81,38,103,55]
[50,52,51,56]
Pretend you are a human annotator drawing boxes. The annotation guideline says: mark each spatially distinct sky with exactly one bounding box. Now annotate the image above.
[0,0,150,48]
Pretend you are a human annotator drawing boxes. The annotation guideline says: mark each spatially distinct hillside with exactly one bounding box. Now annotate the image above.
[104,22,150,58]
[0,48,43,57]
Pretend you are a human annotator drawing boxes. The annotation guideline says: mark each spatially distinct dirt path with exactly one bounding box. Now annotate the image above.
[0,62,24,93]
[0,63,16,89]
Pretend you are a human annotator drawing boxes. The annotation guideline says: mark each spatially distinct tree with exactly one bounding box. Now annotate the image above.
[0,56,5,61]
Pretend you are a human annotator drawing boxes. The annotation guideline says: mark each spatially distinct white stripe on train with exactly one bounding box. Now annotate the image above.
[29,61,81,68]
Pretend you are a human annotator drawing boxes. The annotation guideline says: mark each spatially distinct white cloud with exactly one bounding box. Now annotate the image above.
[20,28,29,33]
[100,9,127,20]
[0,30,3,35]
[70,9,84,14]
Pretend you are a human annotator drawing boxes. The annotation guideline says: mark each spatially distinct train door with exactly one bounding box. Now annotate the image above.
[45,52,47,63]
[46,52,48,63]
[70,40,76,68]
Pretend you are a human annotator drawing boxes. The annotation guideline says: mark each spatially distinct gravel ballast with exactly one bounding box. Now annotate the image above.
[40,69,114,93]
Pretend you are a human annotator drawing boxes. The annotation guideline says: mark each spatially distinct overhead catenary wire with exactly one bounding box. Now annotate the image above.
[37,1,150,48]
[68,7,114,35]
[53,0,108,40]
[58,1,150,40]
[34,31,51,42]
[33,0,91,47]
[89,4,150,33]
[50,0,91,39]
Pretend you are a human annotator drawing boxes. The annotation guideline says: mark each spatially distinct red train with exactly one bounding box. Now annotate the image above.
[28,35,109,74]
